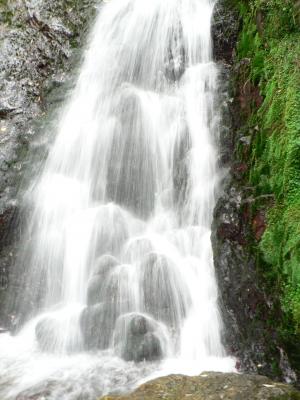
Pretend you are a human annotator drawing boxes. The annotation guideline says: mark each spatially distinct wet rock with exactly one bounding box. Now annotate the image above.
[140,253,190,328]
[252,210,266,242]
[129,314,149,336]
[87,255,119,305]
[134,332,163,363]
[165,21,186,82]
[0,201,19,249]
[212,0,240,64]
[114,313,163,363]
[93,254,119,276]
[212,168,289,378]
[101,372,300,400]
[106,92,156,219]
[0,0,98,325]
[80,303,117,350]
[213,183,245,245]
[210,0,295,381]
[87,276,105,306]
[0,101,18,118]
[172,120,191,212]
[35,317,58,352]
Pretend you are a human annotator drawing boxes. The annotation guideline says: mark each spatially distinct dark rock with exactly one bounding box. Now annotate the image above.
[279,347,298,384]
[214,183,246,245]
[134,332,163,363]
[0,101,18,118]
[210,0,296,382]
[0,0,98,325]
[172,119,191,212]
[140,253,191,329]
[129,314,149,336]
[165,20,186,82]
[101,372,300,400]
[212,0,240,64]
[80,302,117,350]
[211,70,287,376]
[114,313,163,363]
[252,210,266,242]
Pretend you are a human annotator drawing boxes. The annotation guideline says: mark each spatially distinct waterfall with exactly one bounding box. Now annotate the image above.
[0,0,235,398]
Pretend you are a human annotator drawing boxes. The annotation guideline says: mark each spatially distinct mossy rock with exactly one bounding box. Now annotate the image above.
[100,372,300,400]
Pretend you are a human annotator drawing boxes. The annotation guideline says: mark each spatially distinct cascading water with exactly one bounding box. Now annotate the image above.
[0,0,235,398]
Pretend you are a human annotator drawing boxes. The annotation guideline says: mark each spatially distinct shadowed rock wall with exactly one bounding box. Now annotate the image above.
[0,0,98,327]
[212,0,299,384]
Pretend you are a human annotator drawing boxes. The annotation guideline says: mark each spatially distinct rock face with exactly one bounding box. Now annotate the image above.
[101,372,300,400]
[212,182,283,377]
[211,0,297,382]
[212,0,240,64]
[0,0,98,327]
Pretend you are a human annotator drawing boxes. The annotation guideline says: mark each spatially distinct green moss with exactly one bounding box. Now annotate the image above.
[0,0,14,24]
[235,0,300,365]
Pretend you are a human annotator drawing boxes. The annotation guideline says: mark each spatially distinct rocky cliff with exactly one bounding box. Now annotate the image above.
[212,0,300,384]
[0,0,97,326]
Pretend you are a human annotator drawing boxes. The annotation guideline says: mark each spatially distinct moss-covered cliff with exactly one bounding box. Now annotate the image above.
[216,0,300,380]
[239,0,300,360]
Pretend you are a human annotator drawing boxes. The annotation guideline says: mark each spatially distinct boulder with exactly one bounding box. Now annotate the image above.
[35,317,59,352]
[87,254,119,306]
[80,303,117,350]
[93,254,119,276]
[100,372,300,400]
[123,237,154,263]
[87,275,105,306]
[114,313,164,363]
[140,253,190,328]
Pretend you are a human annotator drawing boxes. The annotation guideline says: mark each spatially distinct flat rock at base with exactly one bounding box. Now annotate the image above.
[100,372,300,400]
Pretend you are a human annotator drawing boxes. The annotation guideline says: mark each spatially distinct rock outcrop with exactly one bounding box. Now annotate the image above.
[0,0,98,327]
[100,372,300,400]
[211,0,298,382]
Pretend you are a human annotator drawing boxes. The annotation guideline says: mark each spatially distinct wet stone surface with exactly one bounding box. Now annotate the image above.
[114,313,164,363]
[101,372,300,400]
[211,0,297,382]
[0,0,98,323]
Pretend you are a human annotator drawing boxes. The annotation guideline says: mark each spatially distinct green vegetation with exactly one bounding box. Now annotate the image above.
[0,0,14,24]
[235,0,300,358]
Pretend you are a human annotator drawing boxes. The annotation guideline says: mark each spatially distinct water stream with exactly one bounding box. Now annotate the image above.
[0,0,235,398]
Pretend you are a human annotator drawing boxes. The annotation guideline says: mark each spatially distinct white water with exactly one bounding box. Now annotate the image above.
[0,0,235,398]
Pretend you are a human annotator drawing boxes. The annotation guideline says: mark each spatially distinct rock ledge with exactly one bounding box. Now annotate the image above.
[101,372,300,400]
